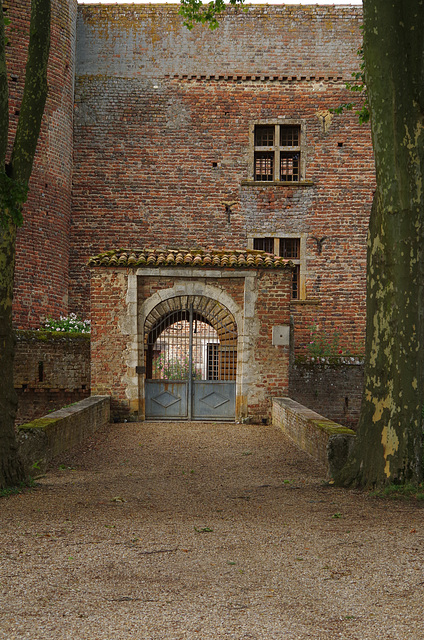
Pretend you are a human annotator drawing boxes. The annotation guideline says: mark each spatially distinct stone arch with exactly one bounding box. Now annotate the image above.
[144,295,238,380]
[139,283,241,327]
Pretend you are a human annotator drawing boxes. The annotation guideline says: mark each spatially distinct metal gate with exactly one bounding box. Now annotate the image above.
[144,296,237,420]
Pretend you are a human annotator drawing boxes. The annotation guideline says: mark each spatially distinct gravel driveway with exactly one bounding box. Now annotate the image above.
[1,421,423,639]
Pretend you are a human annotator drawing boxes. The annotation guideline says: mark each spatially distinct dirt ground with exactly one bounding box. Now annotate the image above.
[1,421,423,640]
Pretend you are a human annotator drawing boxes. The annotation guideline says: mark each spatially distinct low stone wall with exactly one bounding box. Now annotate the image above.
[272,397,356,477]
[14,331,90,425]
[17,396,110,474]
[289,361,364,430]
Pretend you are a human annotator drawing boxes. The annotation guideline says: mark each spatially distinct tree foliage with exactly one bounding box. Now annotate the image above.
[179,0,245,29]
[331,44,370,125]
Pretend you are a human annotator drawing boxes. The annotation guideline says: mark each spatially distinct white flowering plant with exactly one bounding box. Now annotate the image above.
[40,313,91,334]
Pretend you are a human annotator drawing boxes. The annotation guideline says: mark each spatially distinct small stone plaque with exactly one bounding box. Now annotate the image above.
[272,325,290,346]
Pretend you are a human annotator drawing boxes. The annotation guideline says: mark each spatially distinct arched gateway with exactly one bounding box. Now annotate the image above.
[89,248,293,423]
[144,296,237,420]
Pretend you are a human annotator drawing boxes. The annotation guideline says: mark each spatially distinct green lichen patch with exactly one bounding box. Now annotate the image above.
[18,417,58,431]
[312,420,355,436]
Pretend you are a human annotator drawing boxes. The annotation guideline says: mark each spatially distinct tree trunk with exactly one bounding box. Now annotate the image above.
[336,0,424,487]
[0,0,50,489]
[0,221,26,488]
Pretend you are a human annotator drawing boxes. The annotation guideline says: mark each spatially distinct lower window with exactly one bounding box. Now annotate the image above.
[252,236,304,300]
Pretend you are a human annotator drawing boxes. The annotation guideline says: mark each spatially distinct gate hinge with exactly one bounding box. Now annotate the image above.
[136,366,145,374]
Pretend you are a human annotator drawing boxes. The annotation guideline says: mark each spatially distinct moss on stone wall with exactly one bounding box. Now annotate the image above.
[312,420,356,436]
[18,417,57,431]
[15,329,90,342]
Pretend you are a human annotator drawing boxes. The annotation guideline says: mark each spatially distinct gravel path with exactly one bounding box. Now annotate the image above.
[1,421,423,639]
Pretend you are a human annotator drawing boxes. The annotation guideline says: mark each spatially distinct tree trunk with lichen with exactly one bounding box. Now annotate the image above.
[336,0,424,488]
[0,0,50,489]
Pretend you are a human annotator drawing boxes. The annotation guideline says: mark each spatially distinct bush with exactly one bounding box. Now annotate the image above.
[307,322,343,358]
[39,313,91,334]
[153,354,201,380]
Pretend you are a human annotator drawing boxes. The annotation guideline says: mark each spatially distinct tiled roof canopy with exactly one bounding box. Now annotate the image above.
[88,249,293,270]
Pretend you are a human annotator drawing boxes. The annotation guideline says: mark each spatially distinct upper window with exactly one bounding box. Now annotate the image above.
[254,124,301,182]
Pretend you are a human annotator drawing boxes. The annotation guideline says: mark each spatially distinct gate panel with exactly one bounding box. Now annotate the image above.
[145,381,188,418]
[192,381,235,419]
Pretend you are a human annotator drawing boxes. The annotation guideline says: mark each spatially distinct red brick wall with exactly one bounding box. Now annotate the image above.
[138,276,246,310]
[90,269,131,418]
[250,271,291,418]
[289,362,364,430]
[5,0,77,328]
[14,331,90,425]
[72,5,374,356]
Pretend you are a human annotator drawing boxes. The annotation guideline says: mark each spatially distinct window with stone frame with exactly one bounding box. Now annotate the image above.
[253,124,301,182]
[252,236,304,299]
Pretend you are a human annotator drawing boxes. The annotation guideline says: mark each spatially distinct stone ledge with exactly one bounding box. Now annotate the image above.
[17,396,110,474]
[241,180,314,187]
[15,330,90,342]
[272,397,356,477]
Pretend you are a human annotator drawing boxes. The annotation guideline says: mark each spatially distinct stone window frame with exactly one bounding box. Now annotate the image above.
[246,119,309,186]
[247,233,307,300]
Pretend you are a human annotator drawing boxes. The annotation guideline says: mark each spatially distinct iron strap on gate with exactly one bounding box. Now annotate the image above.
[144,296,237,420]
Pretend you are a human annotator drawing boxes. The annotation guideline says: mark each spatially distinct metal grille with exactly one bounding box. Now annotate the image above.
[279,238,300,259]
[145,298,237,382]
[280,126,300,147]
[279,238,300,299]
[280,153,299,181]
[291,265,300,299]
[253,237,275,253]
[255,125,274,146]
[254,152,274,181]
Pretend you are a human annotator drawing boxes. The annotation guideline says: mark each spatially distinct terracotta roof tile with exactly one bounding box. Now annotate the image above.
[88,248,292,270]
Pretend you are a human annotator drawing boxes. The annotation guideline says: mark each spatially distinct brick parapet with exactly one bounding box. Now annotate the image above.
[17,396,110,473]
[289,361,364,430]
[76,4,363,81]
[272,397,356,476]
[14,331,90,425]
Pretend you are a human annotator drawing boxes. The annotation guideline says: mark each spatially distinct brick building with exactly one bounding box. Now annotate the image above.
[6,1,375,421]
